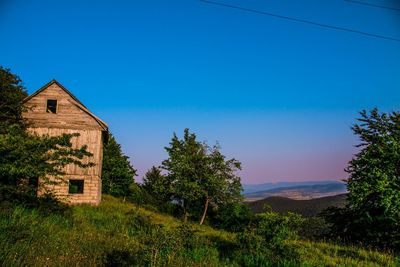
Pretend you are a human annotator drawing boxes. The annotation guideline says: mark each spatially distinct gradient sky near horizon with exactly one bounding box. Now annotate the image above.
[1,0,400,184]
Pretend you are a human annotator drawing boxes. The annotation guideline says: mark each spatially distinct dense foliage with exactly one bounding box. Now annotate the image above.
[324,109,400,250]
[0,66,28,133]
[101,134,138,197]
[0,127,93,188]
[210,201,254,232]
[142,166,171,204]
[234,211,304,265]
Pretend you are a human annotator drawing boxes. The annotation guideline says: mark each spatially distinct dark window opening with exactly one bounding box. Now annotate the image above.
[69,180,84,194]
[46,99,57,113]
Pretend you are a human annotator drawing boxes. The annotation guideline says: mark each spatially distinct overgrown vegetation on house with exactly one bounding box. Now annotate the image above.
[0,67,94,206]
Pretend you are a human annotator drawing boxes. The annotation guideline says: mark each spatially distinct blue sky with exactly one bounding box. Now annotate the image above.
[1,0,399,183]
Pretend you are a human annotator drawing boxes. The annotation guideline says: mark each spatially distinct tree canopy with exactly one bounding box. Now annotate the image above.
[0,66,28,133]
[101,134,137,197]
[324,108,400,250]
[142,166,171,204]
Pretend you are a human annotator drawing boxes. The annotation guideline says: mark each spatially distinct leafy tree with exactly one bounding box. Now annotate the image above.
[198,144,242,225]
[162,129,205,221]
[324,109,400,250]
[0,66,28,133]
[142,166,171,204]
[101,134,138,197]
[162,128,243,224]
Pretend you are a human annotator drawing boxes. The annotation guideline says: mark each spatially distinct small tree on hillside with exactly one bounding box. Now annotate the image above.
[162,128,243,224]
[198,145,242,225]
[162,129,205,222]
[101,135,138,197]
[142,166,171,204]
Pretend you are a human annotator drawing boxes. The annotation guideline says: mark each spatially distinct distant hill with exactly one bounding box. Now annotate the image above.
[247,194,348,217]
[243,180,345,195]
[244,182,347,201]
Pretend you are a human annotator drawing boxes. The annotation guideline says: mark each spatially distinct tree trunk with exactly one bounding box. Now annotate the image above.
[183,202,188,223]
[199,198,210,225]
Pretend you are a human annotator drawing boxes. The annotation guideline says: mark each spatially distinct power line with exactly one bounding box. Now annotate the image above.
[200,0,400,42]
[344,0,400,12]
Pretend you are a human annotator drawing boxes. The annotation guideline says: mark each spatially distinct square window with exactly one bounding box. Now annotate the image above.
[46,99,57,113]
[69,180,84,194]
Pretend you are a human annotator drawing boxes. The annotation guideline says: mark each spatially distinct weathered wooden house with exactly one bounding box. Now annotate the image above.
[22,80,108,205]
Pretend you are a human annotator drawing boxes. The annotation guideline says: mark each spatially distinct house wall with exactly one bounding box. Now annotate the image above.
[30,128,103,205]
[23,82,105,205]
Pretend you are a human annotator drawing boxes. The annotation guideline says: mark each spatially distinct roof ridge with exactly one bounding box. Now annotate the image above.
[23,79,87,108]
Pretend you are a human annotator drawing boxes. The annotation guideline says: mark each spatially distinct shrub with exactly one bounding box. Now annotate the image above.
[209,201,254,232]
[298,216,330,241]
[231,211,304,266]
[256,211,303,257]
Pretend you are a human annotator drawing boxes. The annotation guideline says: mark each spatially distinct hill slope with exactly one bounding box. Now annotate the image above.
[0,195,396,266]
[247,194,348,217]
[0,195,232,267]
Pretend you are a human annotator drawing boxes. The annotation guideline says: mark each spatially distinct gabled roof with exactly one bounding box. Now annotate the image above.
[23,79,108,131]
[24,79,87,108]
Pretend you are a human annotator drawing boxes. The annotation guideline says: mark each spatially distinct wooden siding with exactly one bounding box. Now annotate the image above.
[23,83,104,131]
[28,128,103,176]
[38,174,101,205]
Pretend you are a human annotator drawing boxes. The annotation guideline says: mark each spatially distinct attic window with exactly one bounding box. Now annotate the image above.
[46,99,57,113]
[69,180,84,194]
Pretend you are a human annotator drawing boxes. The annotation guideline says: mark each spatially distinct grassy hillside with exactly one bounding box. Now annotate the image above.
[0,195,397,266]
[247,194,348,217]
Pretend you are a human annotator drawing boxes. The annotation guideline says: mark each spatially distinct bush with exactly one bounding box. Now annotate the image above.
[209,201,254,232]
[256,212,303,256]
[230,211,304,266]
[298,216,330,241]
[322,206,400,251]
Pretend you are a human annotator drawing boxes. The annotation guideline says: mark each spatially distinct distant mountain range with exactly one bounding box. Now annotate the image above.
[243,181,347,201]
[246,194,348,217]
[243,180,345,194]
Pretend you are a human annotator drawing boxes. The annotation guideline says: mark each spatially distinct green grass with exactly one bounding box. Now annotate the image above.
[0,195,397,266]
[292,240,398,267]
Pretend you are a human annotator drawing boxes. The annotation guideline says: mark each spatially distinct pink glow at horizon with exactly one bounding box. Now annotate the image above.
[238,148,356,184]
